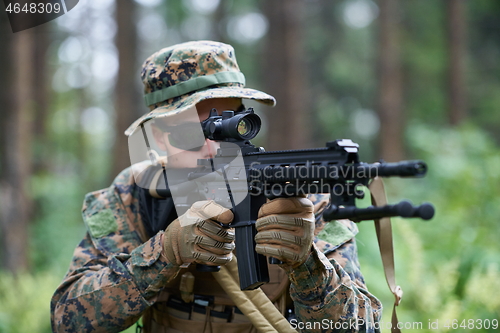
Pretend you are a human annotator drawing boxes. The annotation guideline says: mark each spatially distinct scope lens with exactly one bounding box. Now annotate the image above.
[237,119,251,136]
[201,109,261,141]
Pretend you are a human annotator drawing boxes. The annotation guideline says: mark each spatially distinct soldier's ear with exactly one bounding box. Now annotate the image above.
[151,125,168,151]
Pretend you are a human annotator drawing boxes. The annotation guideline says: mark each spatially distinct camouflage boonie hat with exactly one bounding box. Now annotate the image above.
[125,40,276,136]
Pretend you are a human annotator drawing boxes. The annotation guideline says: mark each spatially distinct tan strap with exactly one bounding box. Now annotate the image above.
[369,177,403,333]
[212,256,296,333]
[148,167,164,199]
[212,261,278,332]
[225,257,295,333]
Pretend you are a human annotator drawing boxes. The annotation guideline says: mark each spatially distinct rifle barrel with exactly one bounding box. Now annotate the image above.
[358,161,428,178]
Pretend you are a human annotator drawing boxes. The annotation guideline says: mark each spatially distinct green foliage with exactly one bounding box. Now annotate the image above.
[0,269,142,333]
[357,123,500,332]
[0,271,59,333]
[30,172,87,273]
[0,173,89,333]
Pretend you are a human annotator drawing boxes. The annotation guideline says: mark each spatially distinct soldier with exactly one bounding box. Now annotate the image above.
[51,41,382,332]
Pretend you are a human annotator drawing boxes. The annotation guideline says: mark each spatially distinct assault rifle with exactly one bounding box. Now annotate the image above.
[141,108,434,290]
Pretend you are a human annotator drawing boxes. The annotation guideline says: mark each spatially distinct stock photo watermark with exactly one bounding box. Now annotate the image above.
[289,318,499,331]
[247,161,379,197]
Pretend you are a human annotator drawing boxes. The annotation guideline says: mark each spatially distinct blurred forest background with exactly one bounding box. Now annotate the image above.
[1,0,500,332]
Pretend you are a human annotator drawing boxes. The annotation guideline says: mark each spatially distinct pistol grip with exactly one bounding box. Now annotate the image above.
[196,264,220,272]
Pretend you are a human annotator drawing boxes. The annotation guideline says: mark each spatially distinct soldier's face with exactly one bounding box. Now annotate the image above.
[153,98,243,168]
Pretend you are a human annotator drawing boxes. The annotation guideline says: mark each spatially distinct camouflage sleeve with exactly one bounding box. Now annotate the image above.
[50,168,182,332]
[284,194,383,333]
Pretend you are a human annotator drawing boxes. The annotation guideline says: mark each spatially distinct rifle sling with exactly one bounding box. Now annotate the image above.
[369,177,404,333]
[212,256,295,333]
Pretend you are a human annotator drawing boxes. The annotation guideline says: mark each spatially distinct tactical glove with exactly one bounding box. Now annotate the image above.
[162,201,235,266]
[255,197,315,268]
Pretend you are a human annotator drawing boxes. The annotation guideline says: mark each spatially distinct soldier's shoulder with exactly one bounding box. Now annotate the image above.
[81,166,145,253]
[82,166,138,214]
[112,165,140,195]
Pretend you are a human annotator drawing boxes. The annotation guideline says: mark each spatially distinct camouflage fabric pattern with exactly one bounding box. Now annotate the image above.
[51,167,382,332]
[125,41,276,136]
[141,41,242,97]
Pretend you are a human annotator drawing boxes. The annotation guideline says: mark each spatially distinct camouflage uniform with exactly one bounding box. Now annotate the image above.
[50,168,382,332]
[51,41,382,332]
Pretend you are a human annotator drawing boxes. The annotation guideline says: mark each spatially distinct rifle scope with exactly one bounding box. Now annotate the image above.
[201,108,261,141]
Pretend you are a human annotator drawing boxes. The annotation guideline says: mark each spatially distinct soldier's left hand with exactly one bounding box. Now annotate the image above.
[255,197,315,268]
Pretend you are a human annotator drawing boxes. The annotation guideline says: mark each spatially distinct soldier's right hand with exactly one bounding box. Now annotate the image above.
[162,201,235,267]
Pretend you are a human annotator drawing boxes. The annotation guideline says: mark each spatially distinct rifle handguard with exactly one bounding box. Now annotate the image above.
[323,200,435,222]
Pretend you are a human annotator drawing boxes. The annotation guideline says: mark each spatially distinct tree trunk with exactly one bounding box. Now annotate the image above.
[212,1,227,43]
[377,0,405,162]
[111,0,140,179]
[262,0,310,151]
[0,25,35,273]
[32,23,50,175]
[310,0,339,147]
[446,0,467,126]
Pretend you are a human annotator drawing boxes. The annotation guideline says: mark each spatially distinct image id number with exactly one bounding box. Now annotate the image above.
[5,2,61,14]
[444,319,498,330]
